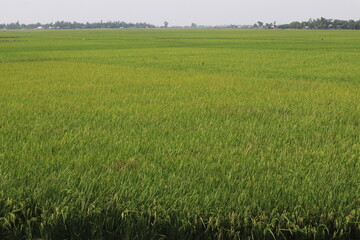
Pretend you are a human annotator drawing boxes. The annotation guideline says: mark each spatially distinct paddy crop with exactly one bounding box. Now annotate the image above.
[0,29,359,239]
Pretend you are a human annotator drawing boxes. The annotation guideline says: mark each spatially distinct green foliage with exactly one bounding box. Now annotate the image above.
[277,17,360,29]
[0,29,359,239]
[0,21,155,30]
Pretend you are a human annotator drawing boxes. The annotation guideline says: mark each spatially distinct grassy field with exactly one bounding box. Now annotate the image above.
[0,29,359,239]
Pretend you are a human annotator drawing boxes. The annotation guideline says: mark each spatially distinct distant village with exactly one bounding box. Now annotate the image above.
[1,18,360,30]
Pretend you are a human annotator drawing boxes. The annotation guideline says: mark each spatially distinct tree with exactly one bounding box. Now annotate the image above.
[163,21,169,28]
[264,23,271,29]
[289,21,301,29]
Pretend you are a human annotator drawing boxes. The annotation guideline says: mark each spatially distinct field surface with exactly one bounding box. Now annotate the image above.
[0,29,359,239]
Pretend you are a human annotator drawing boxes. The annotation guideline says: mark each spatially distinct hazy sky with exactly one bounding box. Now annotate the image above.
[1,0,360,26]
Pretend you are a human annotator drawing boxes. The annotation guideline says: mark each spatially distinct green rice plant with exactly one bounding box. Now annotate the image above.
[0,29,359,239]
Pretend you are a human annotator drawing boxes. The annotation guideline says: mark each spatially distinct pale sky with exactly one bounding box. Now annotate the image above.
[1,0,360,26]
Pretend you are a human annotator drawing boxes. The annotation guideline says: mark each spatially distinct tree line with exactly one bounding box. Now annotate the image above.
[0,21,156,30]
[2,18,360,30]
[275,17,360,30]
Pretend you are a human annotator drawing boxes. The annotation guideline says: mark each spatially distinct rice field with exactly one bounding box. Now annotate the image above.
[0,29,359,239]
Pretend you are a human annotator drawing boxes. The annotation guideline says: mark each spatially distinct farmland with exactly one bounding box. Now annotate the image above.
[0,29,359,239]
